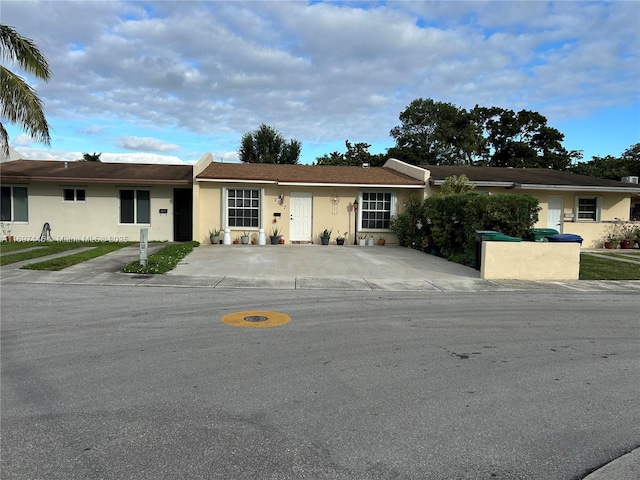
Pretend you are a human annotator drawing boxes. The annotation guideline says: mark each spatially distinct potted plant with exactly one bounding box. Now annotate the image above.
[240,231,250,244]
[358,234,367,246]
[367,234,374,246]
[603,233,618,249]
[270,226,281,245]
[320,228,332,245]
[209,228,221,245]
[232,236,240,244]
[618,222,637,249]
[378,237,386,246]
[335,231,345,245]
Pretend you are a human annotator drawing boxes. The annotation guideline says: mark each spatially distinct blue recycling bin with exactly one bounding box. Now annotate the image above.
[546,233,583,245]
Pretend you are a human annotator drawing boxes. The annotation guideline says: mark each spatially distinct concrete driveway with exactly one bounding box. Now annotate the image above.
[167,244,486,291]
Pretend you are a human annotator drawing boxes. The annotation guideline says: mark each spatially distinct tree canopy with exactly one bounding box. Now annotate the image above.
[388,98,579,169]
[82,152,102,162]
[238,124,301,164]
[570,143,640,180]
[0,24,51,157]
[315,140,386,167]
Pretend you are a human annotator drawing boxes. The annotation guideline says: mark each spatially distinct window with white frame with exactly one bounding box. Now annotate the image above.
[360,191,396,230]
[63,188,86,202]
[227,188,260,227]
[1,186,28,222]
[576,197,599,221]
[120,189,150,224]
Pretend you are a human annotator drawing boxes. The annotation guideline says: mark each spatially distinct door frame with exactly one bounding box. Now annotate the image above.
[173,188,193,241]
[547,196,563,233]
[289,192,313,242]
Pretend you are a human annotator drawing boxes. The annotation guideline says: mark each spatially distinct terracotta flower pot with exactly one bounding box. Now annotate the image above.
[621,239,631,249]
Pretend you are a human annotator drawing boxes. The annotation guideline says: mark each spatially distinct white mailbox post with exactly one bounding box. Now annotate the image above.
[139,228,148,267]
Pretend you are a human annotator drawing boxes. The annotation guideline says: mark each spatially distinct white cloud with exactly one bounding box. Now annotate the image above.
[2,0,638,163]
[116,136,180,152]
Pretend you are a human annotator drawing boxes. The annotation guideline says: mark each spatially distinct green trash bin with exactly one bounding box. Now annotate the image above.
[488,233,523,242]
[530,228,559,242]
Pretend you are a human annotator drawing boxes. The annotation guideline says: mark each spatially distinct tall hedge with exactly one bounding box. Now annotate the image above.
[391,192,540,265]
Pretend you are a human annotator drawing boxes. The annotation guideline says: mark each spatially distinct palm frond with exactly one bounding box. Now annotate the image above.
[0,24,50,80]
[0,66,51,145]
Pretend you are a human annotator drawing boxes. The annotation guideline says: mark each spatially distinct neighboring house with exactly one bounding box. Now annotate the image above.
[0,160,193,242]
[2,155,639,248]
[192,155,425,245]
[0,147,26,163]
[423,165,640,248]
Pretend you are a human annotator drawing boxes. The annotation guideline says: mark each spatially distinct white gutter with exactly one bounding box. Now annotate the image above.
[430,179,514,188]
[516,184,640,193]
[197,178,424,188]
[429,178,640,193]
[277,182,424,188]
[197,178,278,184]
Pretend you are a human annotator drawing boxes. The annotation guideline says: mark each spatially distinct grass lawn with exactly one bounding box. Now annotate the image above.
[1,241,133,269]
[23,243,134,270]
[580,253,640,280]
[121,241,199,274]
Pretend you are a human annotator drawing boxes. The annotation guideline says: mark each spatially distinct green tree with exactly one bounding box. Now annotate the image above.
[440,174,475,195]
[389,98,574,169]
[570,143,640,180]
[473,106,573,169]
[315,140,386,166]
[389,98,479,165]
[238,124,301,164]
[0,24,51,157]
[82,152,101,162]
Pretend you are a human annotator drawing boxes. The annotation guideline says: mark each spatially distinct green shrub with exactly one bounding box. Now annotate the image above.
[392,191,540,266]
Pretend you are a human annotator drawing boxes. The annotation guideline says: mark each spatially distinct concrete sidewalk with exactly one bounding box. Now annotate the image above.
[2,243,640,294]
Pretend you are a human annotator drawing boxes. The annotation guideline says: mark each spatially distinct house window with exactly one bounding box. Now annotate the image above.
[120,189,150,224]
[360,191,396,230]
[63,188,86,202]
[227,188,260,228]
[1,186,28,222]
[576,197,599,222]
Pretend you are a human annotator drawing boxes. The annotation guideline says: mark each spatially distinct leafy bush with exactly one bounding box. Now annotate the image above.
[391,192,540,265]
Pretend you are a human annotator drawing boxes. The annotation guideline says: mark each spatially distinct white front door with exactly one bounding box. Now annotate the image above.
[547,196,563,232]
[290,192,312,241]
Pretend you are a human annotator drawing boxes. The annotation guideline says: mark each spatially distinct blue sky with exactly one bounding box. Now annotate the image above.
[3,0,639,165]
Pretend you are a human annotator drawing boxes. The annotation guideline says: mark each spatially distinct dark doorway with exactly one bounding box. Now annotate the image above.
[173,188,193,241]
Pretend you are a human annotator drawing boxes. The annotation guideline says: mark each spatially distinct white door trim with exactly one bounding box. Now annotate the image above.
[547,196,563,233]
[290,192,312,241]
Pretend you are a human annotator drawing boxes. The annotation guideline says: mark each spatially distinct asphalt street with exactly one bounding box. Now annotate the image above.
[1,284,638,479]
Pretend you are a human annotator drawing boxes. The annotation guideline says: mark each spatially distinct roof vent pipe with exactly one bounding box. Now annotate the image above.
[64,161,68,168]
[362,162,370,169]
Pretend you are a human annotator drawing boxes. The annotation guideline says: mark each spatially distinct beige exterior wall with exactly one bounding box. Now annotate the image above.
[527,189,631,248]
[6,183,177,242]
[196,182,419,244]
[481,241,581,280]
[429,185,634,248]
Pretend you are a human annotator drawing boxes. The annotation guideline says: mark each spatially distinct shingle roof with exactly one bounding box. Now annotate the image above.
[197,162,425,186]
[424,165,640,191]
[0,160,193,185]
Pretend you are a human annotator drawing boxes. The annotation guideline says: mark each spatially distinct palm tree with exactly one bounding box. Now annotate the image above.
[0,24,51,157]
[82,152,102,162]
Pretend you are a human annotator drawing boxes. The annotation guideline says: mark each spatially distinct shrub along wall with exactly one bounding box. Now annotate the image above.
[391,193,540,266]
